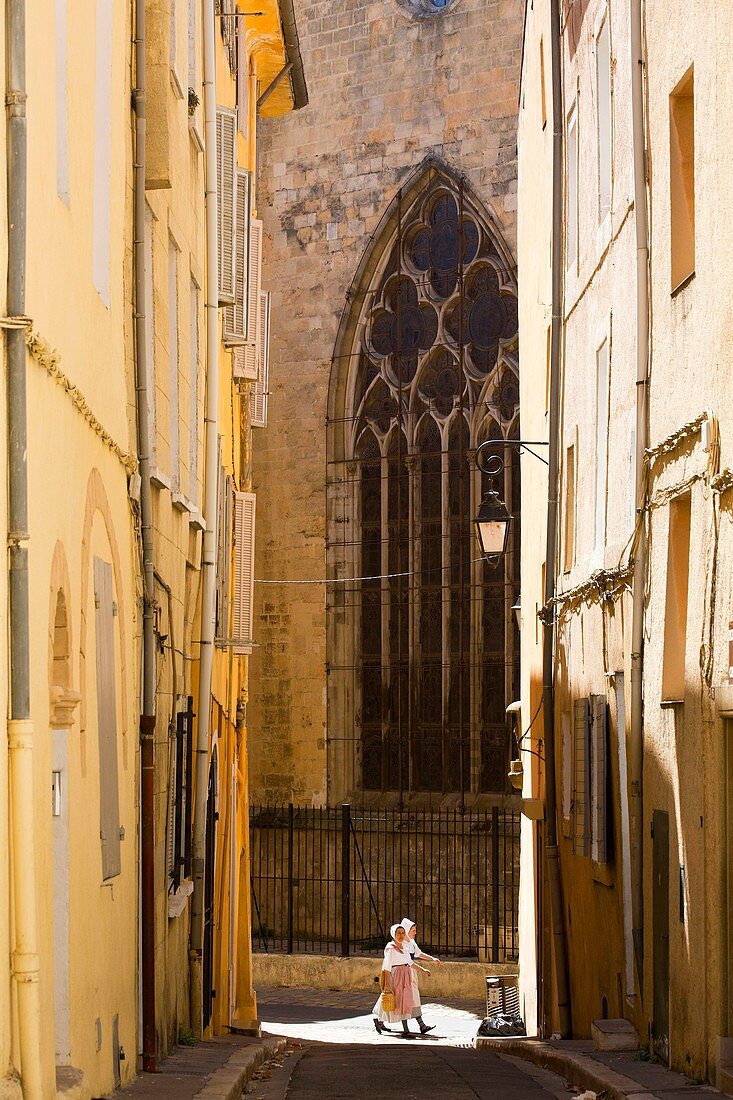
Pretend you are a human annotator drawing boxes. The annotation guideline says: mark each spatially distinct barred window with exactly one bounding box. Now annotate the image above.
[329,166,520,797]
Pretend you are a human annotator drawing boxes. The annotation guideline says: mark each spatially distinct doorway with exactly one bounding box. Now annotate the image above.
[652,809,670,1063]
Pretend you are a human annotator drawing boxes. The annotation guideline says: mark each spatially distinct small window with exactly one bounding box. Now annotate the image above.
[563,442,576,572]
[596,13,612,224]
[590,694,609,864]
[573,698,590,856]
[661,493,691,701]
[594,339,609,549]
[189,277,200,503]
[169,699,195,891]
[669,66,695,290]
[566,107,578,272]
[539,37,548,129]
[168,237,180,487]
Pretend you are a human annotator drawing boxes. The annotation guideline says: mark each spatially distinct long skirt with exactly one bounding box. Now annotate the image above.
[409,965,422,1019]
[373,963,414,1024]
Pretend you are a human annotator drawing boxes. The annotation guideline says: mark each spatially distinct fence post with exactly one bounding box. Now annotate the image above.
[492,806,500,963]
[287,803,294,955]
[341,803,351,957]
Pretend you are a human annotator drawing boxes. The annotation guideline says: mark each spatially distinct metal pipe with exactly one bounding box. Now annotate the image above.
[256,62,292,110]
[275,0,308,109]
[190,0,220,1036]
[132,0,158,1071]
[5,2,45,1094]
[542,0,572,1038]
[629,0,650,996]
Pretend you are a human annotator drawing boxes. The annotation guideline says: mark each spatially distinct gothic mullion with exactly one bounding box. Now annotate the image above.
[440,436,451,792]
[468,448,482,795]
[380,450,391,792]
[347,459,360,797]
[406,452,419,792]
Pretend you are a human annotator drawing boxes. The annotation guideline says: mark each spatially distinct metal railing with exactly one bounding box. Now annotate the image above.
[250,804,520,961]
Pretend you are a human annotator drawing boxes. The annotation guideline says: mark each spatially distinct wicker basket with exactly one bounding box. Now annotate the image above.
[381,991,396,1013]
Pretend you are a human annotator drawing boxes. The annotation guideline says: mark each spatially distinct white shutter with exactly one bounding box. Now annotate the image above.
[223,170,250,346]
[232,492,256,655]
[573,697,591,857]
[250,290,270,428]
[591,694,609,863]
[235,214,262,380]
[216,106,237,305]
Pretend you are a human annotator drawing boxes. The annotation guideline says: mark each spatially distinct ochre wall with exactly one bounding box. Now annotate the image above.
[250,0,523,805]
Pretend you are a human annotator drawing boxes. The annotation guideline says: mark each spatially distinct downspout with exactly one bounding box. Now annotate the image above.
[543,0,572,1038]
[132,0,158,1072]
[629,0,649,995]
[190,0,219,1036]
[5,2,44,1095]
[276,0,308,109]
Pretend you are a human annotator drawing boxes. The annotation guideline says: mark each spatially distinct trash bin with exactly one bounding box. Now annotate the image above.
[486,976,520,1019]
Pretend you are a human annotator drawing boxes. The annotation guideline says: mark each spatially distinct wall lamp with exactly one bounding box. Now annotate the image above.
[474,439,550,563]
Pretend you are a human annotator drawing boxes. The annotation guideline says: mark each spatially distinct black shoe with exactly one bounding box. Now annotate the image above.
[419,1023,435,1034]
[399,1029,416,1039]
[374,1019,386,1035]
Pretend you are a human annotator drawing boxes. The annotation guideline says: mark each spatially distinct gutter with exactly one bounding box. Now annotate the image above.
[190,0,220,1036]
[277,0,308,109]
[542,0,572,1038]
[5,1,45,1094]
[629,0,650,996]
[132,0,158,1071]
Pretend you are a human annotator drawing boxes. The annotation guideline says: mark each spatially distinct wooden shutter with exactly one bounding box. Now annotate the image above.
[572,697,590,857]
[216,106,237,305]
[250,291,270,427]
[232,492,256,654]
[215,466,232,642]
[94,557,121,880]
[237,216,263,380]
[591,694,609,863]
[223,170,250,346]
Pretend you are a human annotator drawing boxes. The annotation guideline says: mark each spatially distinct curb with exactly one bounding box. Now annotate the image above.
[195,1036,287,1099]
[474,1037,656,1100]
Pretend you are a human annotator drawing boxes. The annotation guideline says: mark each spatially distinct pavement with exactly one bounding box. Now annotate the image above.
[115,987,727,1099]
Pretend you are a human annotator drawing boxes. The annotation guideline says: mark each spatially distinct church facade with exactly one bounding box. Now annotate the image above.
[250,0,523,806]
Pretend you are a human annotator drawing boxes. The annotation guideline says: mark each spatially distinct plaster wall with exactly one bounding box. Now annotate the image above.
[250,0,523,804]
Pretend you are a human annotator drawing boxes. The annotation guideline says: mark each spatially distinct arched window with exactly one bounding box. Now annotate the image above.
[328,163,519,800]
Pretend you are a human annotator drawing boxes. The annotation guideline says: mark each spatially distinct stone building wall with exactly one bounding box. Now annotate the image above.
[250,0,523,804]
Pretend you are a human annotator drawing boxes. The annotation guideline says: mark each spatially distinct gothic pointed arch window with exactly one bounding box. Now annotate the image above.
[328,163,519,800]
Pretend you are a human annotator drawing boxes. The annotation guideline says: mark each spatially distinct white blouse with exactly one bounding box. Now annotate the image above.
[382,942,412,972]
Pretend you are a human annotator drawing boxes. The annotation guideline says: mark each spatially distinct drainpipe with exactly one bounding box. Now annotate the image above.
[132,0,158,1072]
[5,3,44,1096]
[190,0,219,1036]
[629,0,649,996]
[542,0,572,1039]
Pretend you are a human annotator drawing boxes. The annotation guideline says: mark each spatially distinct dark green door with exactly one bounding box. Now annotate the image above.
[652,810,670,1063]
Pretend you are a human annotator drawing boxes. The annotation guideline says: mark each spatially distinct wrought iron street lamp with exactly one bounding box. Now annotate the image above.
[473,438,549,563]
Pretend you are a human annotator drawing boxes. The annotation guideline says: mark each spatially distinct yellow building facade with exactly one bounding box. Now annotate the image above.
[0,1,305,1096]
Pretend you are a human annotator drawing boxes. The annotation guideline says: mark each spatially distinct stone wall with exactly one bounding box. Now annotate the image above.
[250,0,523,803]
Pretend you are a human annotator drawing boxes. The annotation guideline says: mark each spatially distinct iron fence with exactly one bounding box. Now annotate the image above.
[250,804,520,961]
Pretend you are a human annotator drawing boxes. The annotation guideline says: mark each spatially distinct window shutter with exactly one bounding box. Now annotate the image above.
[591,694,609,863]
[573,697,590,857]
[232,492,256,654]
[250,290,270,427]
[216,467,233,642]
[223,170,250,345]
[94,557,121,880]
[235,214,262,380]
[216,106,237,305]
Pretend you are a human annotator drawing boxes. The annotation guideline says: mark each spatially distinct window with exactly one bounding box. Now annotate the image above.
[55,0,70,204]
[250,290,270,427]
[94,558,121,880]
[215,463,233,643]
[144,202,157,464]
[566,107,578,272]
[232,492,256,654]
[236,19,249,134]
[670,66,695,290]
[590,694,608,863]
[573,698,590,855]
[224,171,251,345]
[594,339,609,549]
[596,13,612,225]
[168,237,180,486]
[189,277,200,503]
[92,0,113,306]
[330,173,520,794]
[563,442,576,571]
[187,0,196,91]
[539,37,547,129]
[216,107,237,304]
[661,493,691,701]
[169,698,194,892]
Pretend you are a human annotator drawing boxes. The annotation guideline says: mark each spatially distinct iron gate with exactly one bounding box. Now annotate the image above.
[250,804,520,961]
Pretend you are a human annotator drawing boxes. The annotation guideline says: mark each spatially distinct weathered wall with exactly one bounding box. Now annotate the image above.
[250,0,523,804]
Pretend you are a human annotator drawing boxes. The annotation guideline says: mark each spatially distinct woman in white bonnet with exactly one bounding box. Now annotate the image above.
[372,923,417,1037]
[401,917,440,1034]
